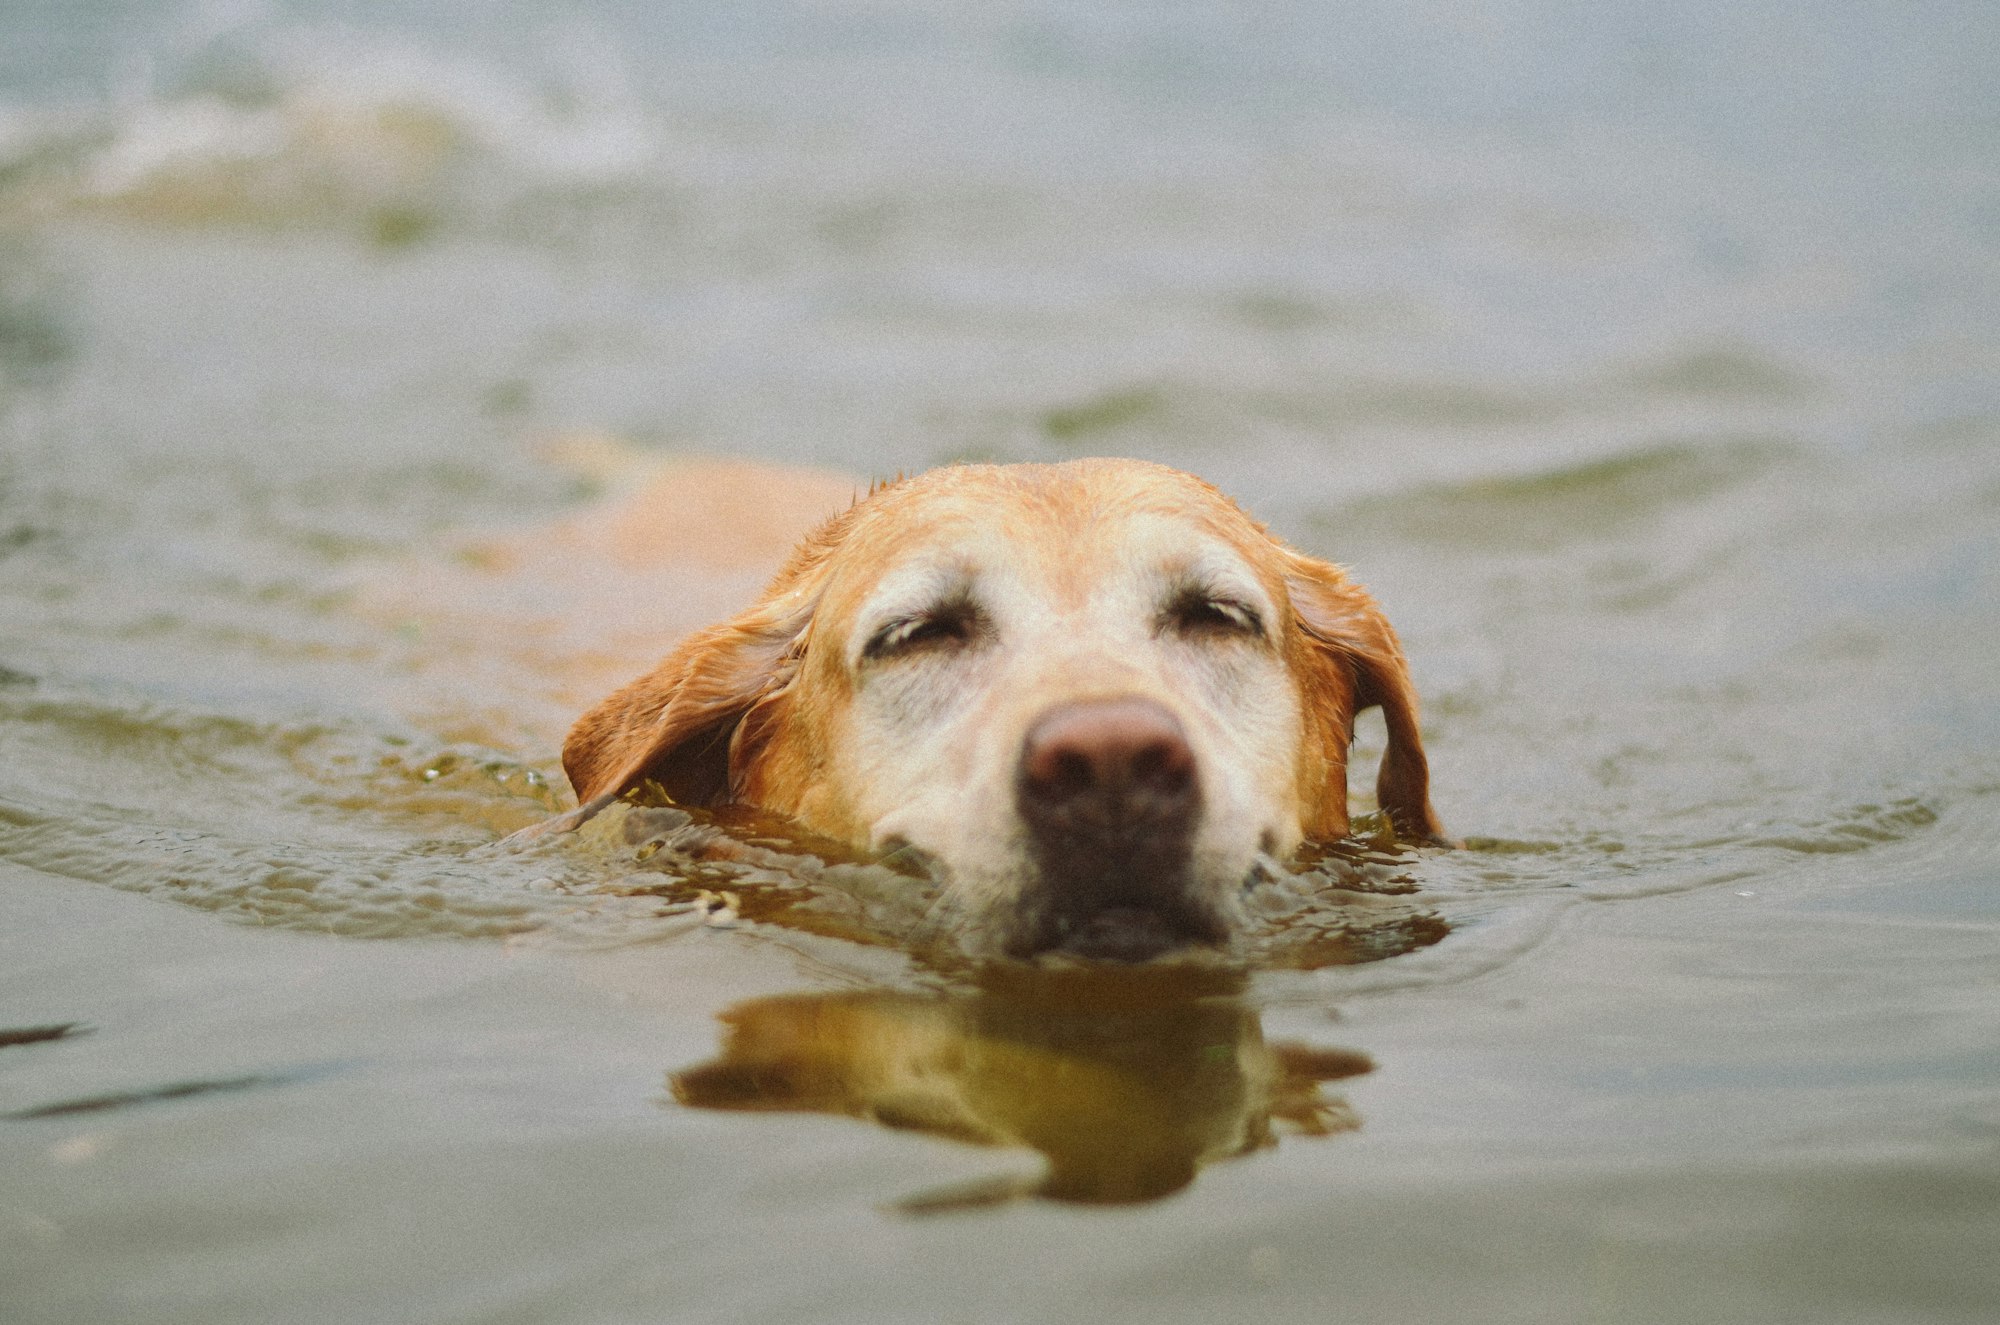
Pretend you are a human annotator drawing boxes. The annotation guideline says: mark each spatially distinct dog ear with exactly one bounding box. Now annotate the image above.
[560,595,813,810]
[557,506,856,815]
[1282,552,1447,845]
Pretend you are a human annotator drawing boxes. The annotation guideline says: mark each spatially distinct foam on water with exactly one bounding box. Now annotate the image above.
[0,19,658,244]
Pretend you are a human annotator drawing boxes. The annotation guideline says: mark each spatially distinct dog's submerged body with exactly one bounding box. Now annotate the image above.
[555,458,1443,961]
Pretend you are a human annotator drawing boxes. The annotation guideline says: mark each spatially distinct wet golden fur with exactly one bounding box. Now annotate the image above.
[552,457,1443,954]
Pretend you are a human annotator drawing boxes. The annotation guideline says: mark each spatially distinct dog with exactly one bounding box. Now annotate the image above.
[539,457,1444,961]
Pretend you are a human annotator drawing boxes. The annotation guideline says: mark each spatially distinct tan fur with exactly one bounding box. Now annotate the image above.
[553,458,1445,947]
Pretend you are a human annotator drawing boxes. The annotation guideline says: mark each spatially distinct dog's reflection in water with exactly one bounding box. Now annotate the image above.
[670,966,1372,1210]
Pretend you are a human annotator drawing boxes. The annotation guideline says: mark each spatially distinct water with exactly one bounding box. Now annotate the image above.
[2,3,1997,1321]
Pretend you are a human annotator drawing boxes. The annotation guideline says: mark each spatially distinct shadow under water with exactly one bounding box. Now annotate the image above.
[670,965,1374,1210]
[580,794,1432,1205]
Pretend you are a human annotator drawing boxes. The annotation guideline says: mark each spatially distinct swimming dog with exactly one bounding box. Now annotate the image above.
[548,458,1443,960]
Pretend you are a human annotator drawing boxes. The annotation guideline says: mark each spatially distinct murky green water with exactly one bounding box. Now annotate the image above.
[3,4,1998,1322]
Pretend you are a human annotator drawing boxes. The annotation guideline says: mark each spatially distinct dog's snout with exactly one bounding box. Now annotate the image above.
[1018,697,1197,818]
[1012,697,1215,960]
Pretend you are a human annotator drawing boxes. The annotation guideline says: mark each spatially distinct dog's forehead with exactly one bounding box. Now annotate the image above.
[828,466,1275,620]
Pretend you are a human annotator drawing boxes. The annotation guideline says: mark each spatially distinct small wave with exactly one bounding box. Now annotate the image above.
[4,1066,340,1121]
[1,798,536,939]
[1741,798,1943,854]
[1267,784,1966,1000]
[0,686,564,836]
[1333,436,1789,552]
[1618,344,1816,402]
[0,26,658,243]
[1443,794,1950,900]
[0,688,628,943]
[0,254,71,386]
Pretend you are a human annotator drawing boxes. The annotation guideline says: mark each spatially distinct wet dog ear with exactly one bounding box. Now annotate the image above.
[560,596,811,810]
[1282,552,1448,845]
[557,508,858,818]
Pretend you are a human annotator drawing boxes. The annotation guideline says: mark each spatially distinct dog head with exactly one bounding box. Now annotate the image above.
[561,458,1443,960]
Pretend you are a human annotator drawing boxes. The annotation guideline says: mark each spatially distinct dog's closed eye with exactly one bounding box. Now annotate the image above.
[862,594,988,663]
[1159,585,1266,642]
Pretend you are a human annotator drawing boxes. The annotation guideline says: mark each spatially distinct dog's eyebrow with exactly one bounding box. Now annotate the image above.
[848,563,981,665]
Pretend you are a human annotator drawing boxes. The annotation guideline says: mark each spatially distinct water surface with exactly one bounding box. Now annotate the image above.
[2,3,1997,1322]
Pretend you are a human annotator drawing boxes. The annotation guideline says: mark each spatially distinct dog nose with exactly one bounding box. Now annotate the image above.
[1017,697,1197,826]
[1016,700,1200,960]
[1013,697,1213,961]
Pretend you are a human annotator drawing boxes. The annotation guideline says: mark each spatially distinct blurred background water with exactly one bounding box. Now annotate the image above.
[2,3,1997,1322]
